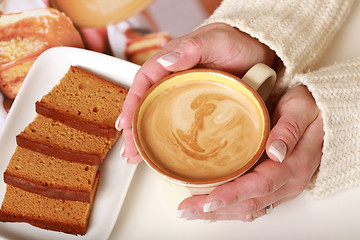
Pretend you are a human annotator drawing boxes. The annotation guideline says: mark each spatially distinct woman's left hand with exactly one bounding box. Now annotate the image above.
[178,85,324,221]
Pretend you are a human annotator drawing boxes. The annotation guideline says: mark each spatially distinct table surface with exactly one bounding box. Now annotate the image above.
[108,1,360,240]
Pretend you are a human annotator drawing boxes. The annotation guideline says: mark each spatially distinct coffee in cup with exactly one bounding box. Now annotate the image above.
[133,64,276,194]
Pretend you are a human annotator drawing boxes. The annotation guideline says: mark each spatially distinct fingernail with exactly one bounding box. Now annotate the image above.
[203,200,224,213]
[156,52,180,68]
[177,208,198,219]
[268,140,287,163]
[120,141,126,159]
[120,141,129,164]
[115,114,122,131]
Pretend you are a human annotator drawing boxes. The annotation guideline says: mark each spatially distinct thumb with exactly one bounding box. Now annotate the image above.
[266,86,320,162]
[155,31,223,71]
[156,23,275,76]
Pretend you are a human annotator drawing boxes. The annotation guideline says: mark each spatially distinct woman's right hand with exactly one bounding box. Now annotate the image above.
[116,22,276,164]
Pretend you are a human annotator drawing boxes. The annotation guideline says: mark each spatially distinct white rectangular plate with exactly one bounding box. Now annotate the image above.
[0,47,140,240]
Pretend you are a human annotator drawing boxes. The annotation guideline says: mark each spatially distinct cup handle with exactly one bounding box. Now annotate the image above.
[242,63,276,101]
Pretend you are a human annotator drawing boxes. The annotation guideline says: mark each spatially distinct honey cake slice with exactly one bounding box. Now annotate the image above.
[16,114,119,165]
[4,146,98,202]
[36,66,128,138]
[0,172,100,236]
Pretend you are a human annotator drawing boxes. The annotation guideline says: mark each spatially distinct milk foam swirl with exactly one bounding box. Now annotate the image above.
[140,81,263,180]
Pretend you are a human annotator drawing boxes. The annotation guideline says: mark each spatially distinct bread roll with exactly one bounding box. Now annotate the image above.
[0,8,84,99]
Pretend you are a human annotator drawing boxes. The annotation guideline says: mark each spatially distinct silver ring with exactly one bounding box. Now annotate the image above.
[265,204,273,215]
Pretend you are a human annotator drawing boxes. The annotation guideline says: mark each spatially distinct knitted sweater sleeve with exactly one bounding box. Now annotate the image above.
[202,0,354,94]
[202,0,360,198]
[291,58,360,198]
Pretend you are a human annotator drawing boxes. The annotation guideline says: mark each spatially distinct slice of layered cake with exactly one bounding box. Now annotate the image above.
[0,172,99,236]
[36,66,128,138]
[4,146,98,202]
[16,114,118,165]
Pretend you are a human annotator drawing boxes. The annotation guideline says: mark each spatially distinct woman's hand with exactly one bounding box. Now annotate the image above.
[116,23,276,163]
[177,86,324,221]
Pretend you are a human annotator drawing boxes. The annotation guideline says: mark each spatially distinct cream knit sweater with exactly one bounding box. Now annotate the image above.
[203,0,360,199]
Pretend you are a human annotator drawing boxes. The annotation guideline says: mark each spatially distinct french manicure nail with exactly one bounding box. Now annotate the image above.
[177,208,197,219]
[203,200,224,213]
[156,52,180,68]
[120,141,129,164]
[115,114,122,131]
[120,141,126,158]
[268,140,287,163]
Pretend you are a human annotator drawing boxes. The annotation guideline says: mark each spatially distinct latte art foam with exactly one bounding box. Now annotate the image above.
[140,81,263,180]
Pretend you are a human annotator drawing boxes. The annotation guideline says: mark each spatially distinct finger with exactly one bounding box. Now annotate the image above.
[155,23,225,71]
[117,92,141,130]
[177,195,207,220]
[237,113,324,216]
[119,128,143,164]
[118,50,174,130]
[158,31,247,74]
[244,194,296,221]
[178,168,302,221]
[178,193,282,221]
[285,112,324,181]
[242,205,272,222]
[266,86,320,162]
[121,128,138,158]
[127,153,143,164]
[118,71,165,130]
[213,185,292,218]
[178,194,276,221]
[197,178,309,221]
[157,23,275,76]
[200,159,290,213]
[236,113,324,218]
